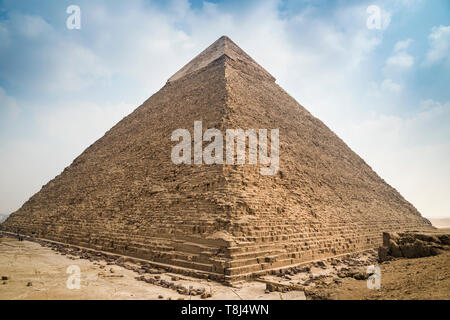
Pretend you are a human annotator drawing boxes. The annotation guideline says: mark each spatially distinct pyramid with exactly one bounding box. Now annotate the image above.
[1,36,433,282]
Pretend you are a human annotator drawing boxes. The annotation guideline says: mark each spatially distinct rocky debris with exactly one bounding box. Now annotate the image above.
[98,271,124,278]
[297,266,311,273]
[329,258,341,266]
[263,281,299,293]
[26,282,32,287]
[273,250,378,280]
[378,232,448,262]
[1,276,8,281]
[303,288,330,300]
[265,283,276,292]
[201,292,212,299]
[315,261,327,269]
[264,250,382,294]
[337,268,370,280]
[134,275,210,297]
[34,240,176,275]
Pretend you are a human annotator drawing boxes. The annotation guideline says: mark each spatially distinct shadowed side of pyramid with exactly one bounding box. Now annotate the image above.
[217,54,433,278]
[1,36,433,282]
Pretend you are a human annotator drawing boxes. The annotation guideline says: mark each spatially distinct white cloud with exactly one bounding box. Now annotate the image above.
[43,42,112,93]
[0,12,111,93]
[424,25,450,66]
[381,78,403,93]
[381,38,415,94]
[394,38,413,52]
[385,52,414,69]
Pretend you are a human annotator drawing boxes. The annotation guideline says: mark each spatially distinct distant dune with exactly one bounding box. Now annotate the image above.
[429,218,450,229]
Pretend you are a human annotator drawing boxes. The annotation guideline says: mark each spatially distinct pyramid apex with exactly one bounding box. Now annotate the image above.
[217,35,233,43]
[168,36,275,82]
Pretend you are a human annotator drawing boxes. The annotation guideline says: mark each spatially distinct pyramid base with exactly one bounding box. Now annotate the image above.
[1,224,436,284]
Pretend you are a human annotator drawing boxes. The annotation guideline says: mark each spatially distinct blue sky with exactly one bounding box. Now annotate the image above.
[0,0,449,219]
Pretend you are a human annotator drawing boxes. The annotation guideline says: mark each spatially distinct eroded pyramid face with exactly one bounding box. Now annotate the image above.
[1,36,432,282]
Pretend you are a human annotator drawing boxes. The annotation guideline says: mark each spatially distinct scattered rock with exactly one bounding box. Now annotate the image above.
[266,283,275,292]
[337,268,369,280]
[353,271,369,280]
[201,292,209,299]
[297,266,310,273]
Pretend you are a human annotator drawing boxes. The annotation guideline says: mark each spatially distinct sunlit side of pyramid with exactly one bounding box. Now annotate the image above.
[2,36,433,282]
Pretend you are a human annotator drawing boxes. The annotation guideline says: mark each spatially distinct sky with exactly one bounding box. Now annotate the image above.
[0,0,449,219]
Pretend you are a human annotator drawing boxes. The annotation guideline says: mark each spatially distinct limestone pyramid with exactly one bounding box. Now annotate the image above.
[1,36,433,282]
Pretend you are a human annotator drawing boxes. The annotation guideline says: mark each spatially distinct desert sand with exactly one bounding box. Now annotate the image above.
[1,229,449,300]
[0,237,304,300]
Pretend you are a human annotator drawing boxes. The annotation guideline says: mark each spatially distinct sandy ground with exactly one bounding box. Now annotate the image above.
[303,228,450,300]
[0,238,305,300]
[308,250,450,300]
[1,230,449,300]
